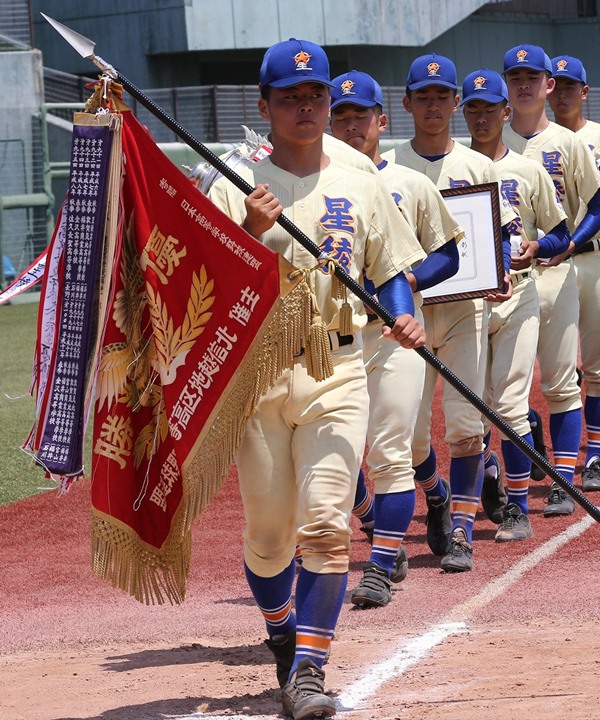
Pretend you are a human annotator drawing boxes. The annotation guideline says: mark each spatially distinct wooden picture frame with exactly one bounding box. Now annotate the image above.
[420,182,504,305]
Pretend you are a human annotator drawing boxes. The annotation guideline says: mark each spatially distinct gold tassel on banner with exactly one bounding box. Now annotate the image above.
[328,260,354,338]
[289,267,333,382]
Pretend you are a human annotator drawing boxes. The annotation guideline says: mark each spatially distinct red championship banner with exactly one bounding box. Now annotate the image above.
[91,110,311,604]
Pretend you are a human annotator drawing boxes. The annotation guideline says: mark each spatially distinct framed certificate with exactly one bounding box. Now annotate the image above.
[420,182,504,305]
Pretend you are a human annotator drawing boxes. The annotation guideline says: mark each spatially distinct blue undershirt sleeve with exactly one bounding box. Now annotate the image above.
[536,220,571,258]
[572,189,600,248]
[376,272,415,318]
[411,239,459,291]
[501,224,511,272]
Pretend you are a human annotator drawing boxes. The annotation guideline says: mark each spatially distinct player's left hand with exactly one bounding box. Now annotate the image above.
[382,314,426,349]
[484,273,513,303]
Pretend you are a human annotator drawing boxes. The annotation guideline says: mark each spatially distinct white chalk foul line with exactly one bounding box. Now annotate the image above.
[336,512,595,711]
[175,512,595,719]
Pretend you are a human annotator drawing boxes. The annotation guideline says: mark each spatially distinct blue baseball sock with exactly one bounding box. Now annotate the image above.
[449,453,484,543]
[370,490,415,574]
[292,568,346,672]
[584,395,600,466]
[549,409,582,485]
[413,447,448,500]
[352,468,374,524]
[501,434,533,514]
[244,560,296,637]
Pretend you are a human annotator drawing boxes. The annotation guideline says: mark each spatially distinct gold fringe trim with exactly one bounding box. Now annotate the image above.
[91,261,313,605]
[328,259,353,337]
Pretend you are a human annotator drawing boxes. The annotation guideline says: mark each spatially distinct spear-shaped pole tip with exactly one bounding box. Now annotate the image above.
[40,12,117,77]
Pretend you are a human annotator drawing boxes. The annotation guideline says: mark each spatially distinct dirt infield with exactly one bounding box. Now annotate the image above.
[2,380,600,720]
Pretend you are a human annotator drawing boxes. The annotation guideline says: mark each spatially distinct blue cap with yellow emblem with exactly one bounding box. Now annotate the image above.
[551,55,587,84]
[259,38,333,89]
[503,44,552,74]
[460,69,508,106]
[406,53,457,91]
[330,70,384,110]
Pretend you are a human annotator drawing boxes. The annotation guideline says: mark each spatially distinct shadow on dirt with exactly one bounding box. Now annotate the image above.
[101,641,271,672]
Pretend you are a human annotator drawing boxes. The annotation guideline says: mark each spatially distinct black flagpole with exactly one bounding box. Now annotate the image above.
[41,13,600,523]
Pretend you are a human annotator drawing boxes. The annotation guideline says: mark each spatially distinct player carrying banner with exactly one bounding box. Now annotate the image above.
[209,38,426,719]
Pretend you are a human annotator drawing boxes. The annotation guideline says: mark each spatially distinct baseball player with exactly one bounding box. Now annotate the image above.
[328,69,462,604]
[382,53,516,571]
[209,38,426,719]
[548,55,600,492]
[461,68,570,540]
[502,44,600,514]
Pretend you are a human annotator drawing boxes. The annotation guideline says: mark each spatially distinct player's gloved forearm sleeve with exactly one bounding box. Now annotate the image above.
[572,189,600,248]
[411,239,459,292]
[536,220,571,258]
[501,224,512,272]
[376,272,415,318]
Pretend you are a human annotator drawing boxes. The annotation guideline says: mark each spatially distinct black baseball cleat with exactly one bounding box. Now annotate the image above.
[481,450,507,524]
[425,478,452,556]
[543,483,576,516]
[282,658,336,719]
[265,630,296,689]
[358,520,374,544]
[390,545,409,583]
[582,459,600,491]
[350,561,392,608]
[440,529,473,572]
[529,408,548,481]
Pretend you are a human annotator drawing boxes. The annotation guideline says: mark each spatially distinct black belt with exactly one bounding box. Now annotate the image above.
[367,313,380,324]
[573,238,600,255]
[336,333,354,346]
[294,332,354,357]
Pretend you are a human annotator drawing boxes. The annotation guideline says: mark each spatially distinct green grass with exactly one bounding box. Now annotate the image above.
[0,299,58,505]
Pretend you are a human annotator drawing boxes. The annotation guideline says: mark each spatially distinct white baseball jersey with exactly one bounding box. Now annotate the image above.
[503,121,585,415]
[576,119,600,170]
[495,148,567,263]
[503,121,600,231]
[364,160,462,494]
[378,161,464,255]
[484,149,566,438]
[382,140,516,227]
[209,156,425,333]
[382,140,510,459]
[573,120,600,396]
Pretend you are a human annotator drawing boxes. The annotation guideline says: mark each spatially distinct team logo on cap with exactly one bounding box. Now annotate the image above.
[556,59,568,72]
[340,79,356,95]
[516,49,528,63]
[427,62,441,77]
[294,50,312,71]
[473,75,487,90]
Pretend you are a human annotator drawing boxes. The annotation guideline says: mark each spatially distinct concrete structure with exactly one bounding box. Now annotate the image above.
[31,1,600,87]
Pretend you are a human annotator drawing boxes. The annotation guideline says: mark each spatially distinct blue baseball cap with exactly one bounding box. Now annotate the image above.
[460,69,508,106]
[259,38,333,89]
[551,55,587,83]
[330,70,384,110]
[503,44,552,74]
[406,53,457,91]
